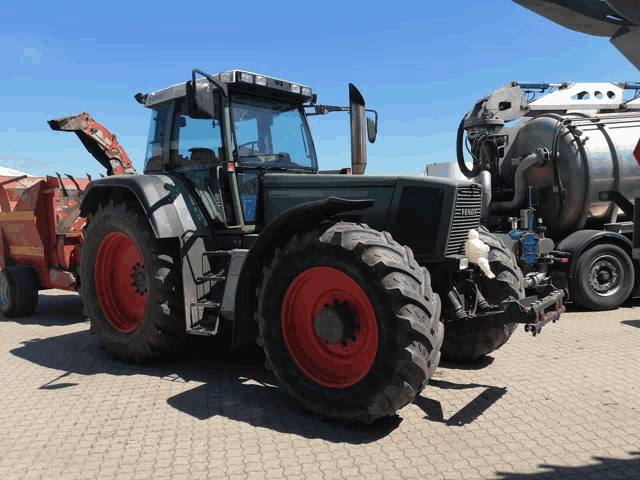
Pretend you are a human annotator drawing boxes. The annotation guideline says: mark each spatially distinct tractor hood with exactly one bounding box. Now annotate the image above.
[261,172,476,263]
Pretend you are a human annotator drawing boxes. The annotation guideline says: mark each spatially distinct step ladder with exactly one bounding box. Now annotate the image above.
[186,250,232,336]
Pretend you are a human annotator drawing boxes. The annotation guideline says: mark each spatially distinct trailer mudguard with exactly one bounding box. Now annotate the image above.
[555,230,633,278]
[79,174,211,239]
[232,196,374,347]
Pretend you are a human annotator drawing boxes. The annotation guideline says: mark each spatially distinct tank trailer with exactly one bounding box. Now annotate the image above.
[458,81,640,310]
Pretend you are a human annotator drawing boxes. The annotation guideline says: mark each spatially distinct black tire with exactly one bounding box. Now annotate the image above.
[570,243,634,311]
[0,266,39,318]
[441,226,525,362]
[255,222,443,424]
[80,198,186,362]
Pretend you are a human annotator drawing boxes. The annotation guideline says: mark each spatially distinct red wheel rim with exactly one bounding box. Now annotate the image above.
[281,266,378,388]
[94,232,147,332]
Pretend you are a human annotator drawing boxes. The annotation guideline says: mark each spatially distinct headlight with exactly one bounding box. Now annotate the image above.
[240,72,253,83]
[459,257,469,270]
[255,75,267,86]
[290,84,301,94]
[301,86,311,96]
[220,72,231,83]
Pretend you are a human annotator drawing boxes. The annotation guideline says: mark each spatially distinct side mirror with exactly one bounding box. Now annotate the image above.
[367,116,377,144]
[186,80,220,119]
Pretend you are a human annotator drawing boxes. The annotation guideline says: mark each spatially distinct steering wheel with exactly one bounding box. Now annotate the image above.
[235,141,260,156]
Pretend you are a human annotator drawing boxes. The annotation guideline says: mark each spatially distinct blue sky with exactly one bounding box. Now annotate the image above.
[1,0,637,179]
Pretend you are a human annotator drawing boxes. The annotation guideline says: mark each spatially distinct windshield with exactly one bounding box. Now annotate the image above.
[230,94,317,170]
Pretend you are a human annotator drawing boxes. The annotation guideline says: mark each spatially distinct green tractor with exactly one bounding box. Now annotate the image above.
[77,69,564,423]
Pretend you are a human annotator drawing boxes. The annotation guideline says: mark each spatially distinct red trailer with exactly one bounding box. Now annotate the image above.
[0,113,135,317]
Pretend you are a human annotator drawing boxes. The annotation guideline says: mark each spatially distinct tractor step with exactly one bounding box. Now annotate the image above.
[195,274,226,284]
[191,301,221,308]
[183,248,245,337]
[187,301,221,336]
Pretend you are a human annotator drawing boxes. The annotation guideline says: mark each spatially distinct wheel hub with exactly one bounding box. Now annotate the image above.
[130,263,148,295]
[588,257,620,296]
[313,299,359,345]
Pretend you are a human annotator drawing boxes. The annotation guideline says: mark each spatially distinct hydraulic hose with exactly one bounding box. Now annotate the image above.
[456,116,485,179]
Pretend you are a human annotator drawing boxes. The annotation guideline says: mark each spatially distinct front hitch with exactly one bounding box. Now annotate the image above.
[447,286,566,336]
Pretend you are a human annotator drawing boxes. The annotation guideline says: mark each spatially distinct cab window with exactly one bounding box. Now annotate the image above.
[169,97,224,169]
[143,104,170,173]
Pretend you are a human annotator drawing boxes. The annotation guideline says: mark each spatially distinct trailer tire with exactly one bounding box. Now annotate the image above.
[80,199,186,362]
[255,222,443,424]
[441,226,524,362]
[0,266,39,318]
[570,244,634,311]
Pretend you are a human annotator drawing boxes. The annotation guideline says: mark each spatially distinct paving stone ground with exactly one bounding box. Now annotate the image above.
[1,290,639,480]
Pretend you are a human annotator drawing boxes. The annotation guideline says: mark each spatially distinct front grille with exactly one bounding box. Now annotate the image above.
[446,186,482,255]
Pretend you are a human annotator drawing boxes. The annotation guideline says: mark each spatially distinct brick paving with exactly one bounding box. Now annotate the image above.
[1,289,639,480]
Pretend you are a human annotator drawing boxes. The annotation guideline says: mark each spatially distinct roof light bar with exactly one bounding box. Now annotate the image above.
[143,69,314,108]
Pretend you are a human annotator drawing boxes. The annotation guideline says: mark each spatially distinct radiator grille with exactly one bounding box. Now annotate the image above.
[446,186,482,255]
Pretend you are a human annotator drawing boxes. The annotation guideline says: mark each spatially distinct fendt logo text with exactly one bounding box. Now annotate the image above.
[457,208,480,217]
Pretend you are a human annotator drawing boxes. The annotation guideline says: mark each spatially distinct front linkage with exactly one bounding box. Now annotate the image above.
[452,285,565,338]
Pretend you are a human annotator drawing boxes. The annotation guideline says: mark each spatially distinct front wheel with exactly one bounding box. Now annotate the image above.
[440,227,525,362]
[570,244,634,311]
[255,223,443,423]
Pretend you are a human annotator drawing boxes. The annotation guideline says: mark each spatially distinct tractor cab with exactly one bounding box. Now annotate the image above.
[136,69,376,230]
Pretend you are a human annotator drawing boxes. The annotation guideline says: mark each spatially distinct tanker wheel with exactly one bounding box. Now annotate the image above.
[441,226,525,362]
[255,222,443,424]
[570,244,634,311]
[80,198,186,362]
[0,266,39,318]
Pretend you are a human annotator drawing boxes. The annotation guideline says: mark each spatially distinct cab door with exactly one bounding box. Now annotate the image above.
[165,97,237,227]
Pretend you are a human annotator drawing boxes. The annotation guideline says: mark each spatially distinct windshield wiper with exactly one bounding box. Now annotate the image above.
[236,153,286,160]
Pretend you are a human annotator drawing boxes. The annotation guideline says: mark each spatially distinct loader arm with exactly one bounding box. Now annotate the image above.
[48,112,136,176]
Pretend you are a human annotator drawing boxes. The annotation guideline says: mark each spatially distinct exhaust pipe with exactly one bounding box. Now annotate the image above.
[349,83,367,174]
[476,170,492,218]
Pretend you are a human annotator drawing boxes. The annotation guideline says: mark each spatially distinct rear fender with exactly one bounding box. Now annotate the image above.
[232,196,374,347]
[79,174,211,238]
[555,230,633,278]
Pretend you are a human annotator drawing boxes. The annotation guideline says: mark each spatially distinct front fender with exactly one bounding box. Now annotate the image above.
[79,174,211,238]
[232,196,374,347]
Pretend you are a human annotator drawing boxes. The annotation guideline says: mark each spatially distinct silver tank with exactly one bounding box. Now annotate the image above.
[499,111,640,238]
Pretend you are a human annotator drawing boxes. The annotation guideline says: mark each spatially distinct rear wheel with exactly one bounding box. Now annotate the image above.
[255,222,443,423]
[80,199,186,362]
[570,244,634,311]
[0,266,38,318]
[441,227,524,362]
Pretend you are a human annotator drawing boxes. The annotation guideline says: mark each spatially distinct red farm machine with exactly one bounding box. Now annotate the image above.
[0,113,134,316]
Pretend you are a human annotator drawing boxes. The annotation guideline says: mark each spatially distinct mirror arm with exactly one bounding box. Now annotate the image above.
[366,108,378,125]
[304,105,350,116]
[192,68,229,97]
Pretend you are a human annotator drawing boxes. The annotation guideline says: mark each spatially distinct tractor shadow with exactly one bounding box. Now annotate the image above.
[414,378,507,427]
[5,291,87,327]
[494,451,640,479]
[9,330,401,443]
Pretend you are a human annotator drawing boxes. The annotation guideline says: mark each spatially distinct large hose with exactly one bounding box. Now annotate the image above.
[492,148,550,211]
